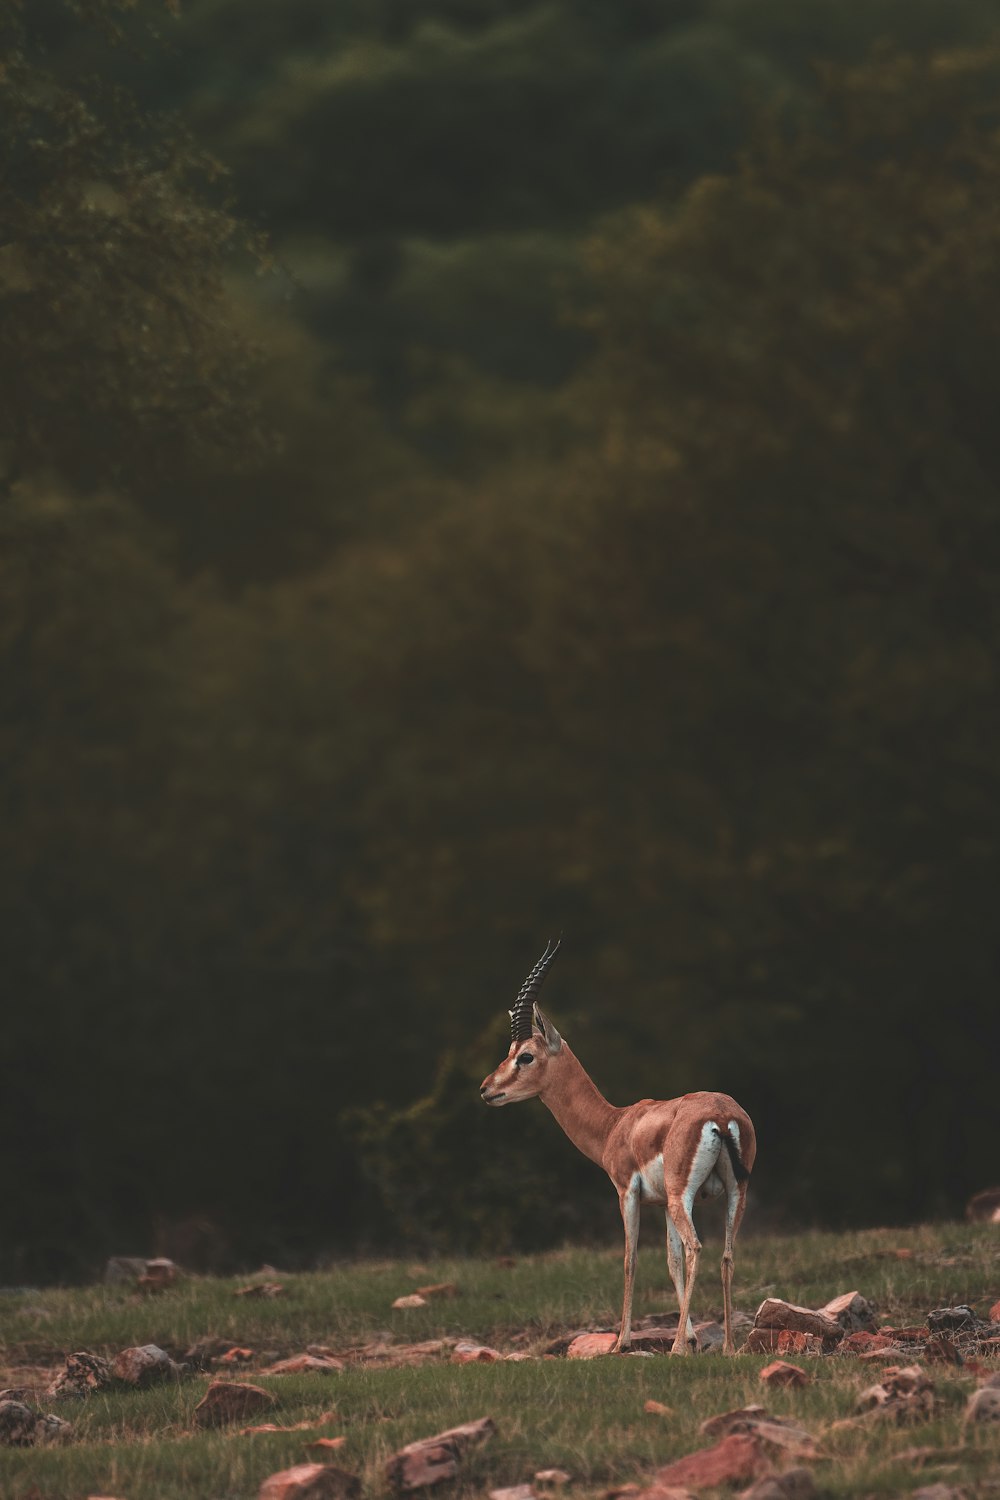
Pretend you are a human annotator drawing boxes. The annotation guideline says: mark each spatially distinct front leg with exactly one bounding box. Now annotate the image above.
[613,1177,641,1352]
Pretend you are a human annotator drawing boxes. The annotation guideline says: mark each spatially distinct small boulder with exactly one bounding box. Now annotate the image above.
[566,1333,618,1359]
[759,1362,808,1389]
[266,1354,344,1375]
[644,1400,674,1417]
[965,1386,1000,1424]
[0,1399,72,1446]
[535,1470,571,1487]
[112,1345,179,1388]
[385,1417,496,1492]
[103,1256,148,1285]
[753,1299,842,1342]
[817,1292,875,1334]
[258,1463,360,1500]
[47,1351,113,1399]
[451,1342,502,1364]
[488,1487,534,1500]
[654,1434,771,1489]
[136,1257,178,1293]
[393,1295,428,1310]
[927,1306,977,1333]
[193,1381,278,1428]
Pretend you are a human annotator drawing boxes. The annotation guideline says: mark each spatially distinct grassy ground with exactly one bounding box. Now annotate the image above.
[1,1222,998,1499]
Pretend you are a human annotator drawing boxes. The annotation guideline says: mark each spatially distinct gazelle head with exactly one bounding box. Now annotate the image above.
[480,939,563,1105]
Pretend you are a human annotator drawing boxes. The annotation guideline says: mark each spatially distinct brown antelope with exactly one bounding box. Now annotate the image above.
[480,940,756,1355]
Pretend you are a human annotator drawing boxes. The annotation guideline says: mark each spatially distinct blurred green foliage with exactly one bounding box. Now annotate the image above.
[2,0,999,1278]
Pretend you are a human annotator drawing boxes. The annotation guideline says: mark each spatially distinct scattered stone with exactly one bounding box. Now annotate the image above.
[655,1433,770,1489]
[693,1320,726,1353]
[103,1256,148,1285]
[489,1486,534,1500]
[136,1257,178,1293]
[966,1186,1000,1223]
[306,1437,349,1455]
[266,1354,344,1375]
[346,1338,453,1368]
[451,1342,502,1364]
[112,1345,180,1388]
[753,1299,842,1343]
[645,1400,674,1417]
[700,1406,767,1440]
[535,1469,571,1487]
[236,1281,285,1299]
[47,1351,113,1399]
[743,1329,819,1356]
[258,1462,360,1500]
[738,1468,816,1500]
[927,1306,977,1333]
[759,1361,808,1389]
[385,1417,496,1492]
[817,1292,876,1334]
[0,1399,72,1446]
[218,1347,256,1366]
[855,1365,935,1424]
[629,1328,682,1354]
[416,1283,458,1299]
[839,1331,895,1356]
[392,1295,428,1310]
[193,1381,278,1428]
[566,1333,618,1359]
[698,1408,817,1459]
[989,1300,1000,1323]
[186,1335,243,1367]
[965,1386,1000,1424]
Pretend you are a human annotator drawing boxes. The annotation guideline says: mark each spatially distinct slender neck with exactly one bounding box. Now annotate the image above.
[538,1043,620,1166]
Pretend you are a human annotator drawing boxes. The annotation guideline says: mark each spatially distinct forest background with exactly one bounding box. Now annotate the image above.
[3,0,1000,1283]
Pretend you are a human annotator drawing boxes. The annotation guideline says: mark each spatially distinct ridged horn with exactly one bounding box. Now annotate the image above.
[508,938,561,1043]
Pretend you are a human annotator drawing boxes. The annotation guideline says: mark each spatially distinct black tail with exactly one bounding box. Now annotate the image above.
[714,1125,750,1183]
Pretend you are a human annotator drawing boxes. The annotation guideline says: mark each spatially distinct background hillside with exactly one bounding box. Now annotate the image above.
[3,0,1000,1279]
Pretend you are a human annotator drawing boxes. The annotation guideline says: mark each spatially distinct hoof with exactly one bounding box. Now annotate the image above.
[670,1340,691,1356]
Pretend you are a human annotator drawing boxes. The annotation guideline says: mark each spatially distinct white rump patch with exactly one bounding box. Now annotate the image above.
[682,1121,725,1218]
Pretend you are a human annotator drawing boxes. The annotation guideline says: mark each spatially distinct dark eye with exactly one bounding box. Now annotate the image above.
[515,1052,534,1066]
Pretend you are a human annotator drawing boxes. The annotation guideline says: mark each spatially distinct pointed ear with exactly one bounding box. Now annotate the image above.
[533,1005,562,1054]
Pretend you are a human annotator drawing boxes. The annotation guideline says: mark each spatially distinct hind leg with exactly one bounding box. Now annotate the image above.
[665,1212,695,1349]
[665,1192,701,1356]
[721,1181,748,1354]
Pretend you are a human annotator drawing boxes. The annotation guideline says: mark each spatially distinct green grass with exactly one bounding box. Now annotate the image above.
[1,1222,998,1500]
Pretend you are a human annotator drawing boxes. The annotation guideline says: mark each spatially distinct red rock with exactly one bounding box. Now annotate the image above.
[451,1342,502,1364]
[655,1434,770,1488]
[760,1361,808,1389]
[258,1462,360,1499]
[306,1437,349,1455]
[743,1329,815,1355]
[267,1354,344,1375]
[193,1381,277,1428]
[415,1283,458,1299]
[645,1399,674,1416]
[566,1333,618,1359]
[218,1347,255,1365]
[385,1417,496,1491]
[753,1300,841,1342]
[840,1331,894,1355]
[817,1292,875,1333]
[989,1300,1000,1324]
[111,1345,178,1388]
